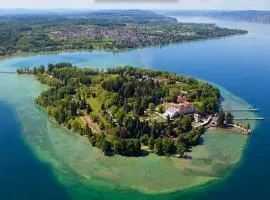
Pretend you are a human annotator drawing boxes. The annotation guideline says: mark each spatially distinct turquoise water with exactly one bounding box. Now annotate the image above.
[0,17,269,199]
[0,85,71,199]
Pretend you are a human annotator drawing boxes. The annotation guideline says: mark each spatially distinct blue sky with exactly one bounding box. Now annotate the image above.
[1,0,270,10]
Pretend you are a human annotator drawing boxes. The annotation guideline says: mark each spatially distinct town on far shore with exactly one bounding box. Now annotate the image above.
[17,64,253,158]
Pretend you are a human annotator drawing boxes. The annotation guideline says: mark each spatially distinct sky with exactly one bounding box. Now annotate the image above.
[0,0,270,10]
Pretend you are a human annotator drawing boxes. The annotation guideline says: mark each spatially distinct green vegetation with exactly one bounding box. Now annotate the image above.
[225,112,234,124]
[216,111,234,127]
[17,63,221,157]
[217,111,226,127]
[0,10,247,56]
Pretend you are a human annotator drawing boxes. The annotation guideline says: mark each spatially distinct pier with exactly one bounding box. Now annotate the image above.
[224,108,264,121]
[234,117,264,121]
[0,72,16,74]
[224,108,260,112]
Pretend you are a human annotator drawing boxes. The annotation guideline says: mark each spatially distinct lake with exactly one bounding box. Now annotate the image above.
[0,17,269,200]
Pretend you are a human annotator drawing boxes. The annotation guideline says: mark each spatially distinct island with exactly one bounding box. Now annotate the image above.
[16,63,244,158]
[0,10,248,56]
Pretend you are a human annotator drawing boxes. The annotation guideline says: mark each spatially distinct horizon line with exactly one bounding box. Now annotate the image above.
[0,8,270,11]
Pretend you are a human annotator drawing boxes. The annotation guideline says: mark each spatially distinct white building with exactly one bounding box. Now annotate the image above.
[163,105,196,120]
[164,107,180,120]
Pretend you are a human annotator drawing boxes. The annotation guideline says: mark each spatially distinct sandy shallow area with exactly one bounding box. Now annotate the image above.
[0,74,255,195]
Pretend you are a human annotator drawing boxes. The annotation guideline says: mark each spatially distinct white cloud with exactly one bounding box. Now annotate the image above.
[0,0,270,10]
[0,0,93,9]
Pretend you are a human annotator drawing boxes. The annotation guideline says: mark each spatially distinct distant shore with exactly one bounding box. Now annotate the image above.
[0,30,248,62]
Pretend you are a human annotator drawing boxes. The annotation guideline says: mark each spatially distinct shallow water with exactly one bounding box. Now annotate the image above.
[0,74,252,198]
[0,17,269,199]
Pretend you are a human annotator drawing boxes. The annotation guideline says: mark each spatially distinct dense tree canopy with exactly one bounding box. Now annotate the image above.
[18,64,220,157]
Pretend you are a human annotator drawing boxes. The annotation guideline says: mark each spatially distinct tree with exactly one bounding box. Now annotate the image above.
[39,65,45,74]
[225,112,234,124]
[134,98,144,115]
[80,98,87,110]
[71,120,81,132]
[200,97,219,115]
[185,129,201,146]
[92,115,98,123]
[114,139,124,155]
[84,126,93,137]
[157,105,164,114]
[102,140,112,155]
[154,138,163,155]
[110,105,119,114]
[100,122,105,130]
[175,116,192,133]
[217,111,225,127]
[67,123,71,129]
[168,141,176,155]
[148,103,155,112]
[148,137,155,150]
[140,134,149,146]
[119,127,127,139]
[101,103,105,110]
[176,134,184,144]
[70,101,78,116]
[176,142,185,157]
[125,139,141,156]
[163,137,176,155]
[247,123,250,130]
[94,134,106,149]
[89,135,97,146]
[169,88,179,103]
[166,115,171,123]
[115,108,125,124]
[48,63,54,74]
[86,104,92,114]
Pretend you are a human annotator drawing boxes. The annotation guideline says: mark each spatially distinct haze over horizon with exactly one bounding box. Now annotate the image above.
[1,0,270,10]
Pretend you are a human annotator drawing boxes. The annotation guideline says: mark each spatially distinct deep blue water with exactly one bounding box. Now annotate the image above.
[0,102,71,199]
[0,17,270,199]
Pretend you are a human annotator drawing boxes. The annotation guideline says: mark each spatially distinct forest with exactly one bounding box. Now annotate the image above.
[0,10,248,56]
[17,63,221,157]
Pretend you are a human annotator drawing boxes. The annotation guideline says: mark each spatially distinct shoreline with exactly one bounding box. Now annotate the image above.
[0,13,267,200]
[0,50,257,197]
[0,31,248,63]
[209,124,251,135]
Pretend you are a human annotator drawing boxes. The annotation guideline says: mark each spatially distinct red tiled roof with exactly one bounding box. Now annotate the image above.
[169,136,177,142]
[153,77,168,83]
